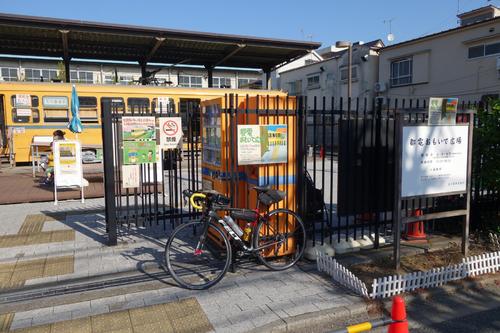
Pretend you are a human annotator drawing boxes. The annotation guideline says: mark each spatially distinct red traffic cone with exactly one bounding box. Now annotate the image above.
[388,296,408,333]
[404,209,426,240]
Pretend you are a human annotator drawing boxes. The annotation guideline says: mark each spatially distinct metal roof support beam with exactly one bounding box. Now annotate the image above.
[59,30,71,82]
[205,65,214,88]
[63,57,71,83]
[144,37,166,64]
[265,69,272,90]
[213,44,246,67]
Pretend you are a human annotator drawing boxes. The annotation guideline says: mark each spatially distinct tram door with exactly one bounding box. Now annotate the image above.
[0,95,6,148]
[179,98,201,146]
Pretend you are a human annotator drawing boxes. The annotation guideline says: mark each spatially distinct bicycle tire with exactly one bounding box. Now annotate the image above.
[165,221,232,290]
[253,209,306,271]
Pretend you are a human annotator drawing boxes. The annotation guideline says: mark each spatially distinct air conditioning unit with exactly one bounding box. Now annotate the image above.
[374,81,387,93]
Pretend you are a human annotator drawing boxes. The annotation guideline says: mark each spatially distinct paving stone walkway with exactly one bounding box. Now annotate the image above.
[0,199,362,332]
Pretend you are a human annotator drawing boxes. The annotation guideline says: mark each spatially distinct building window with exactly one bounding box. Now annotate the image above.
[468,42,500,59]
[212,77,231,88]
[178,75,202,88]
[237,78,261,89]
[307,75,320,89]
[70,70,94,84]
[25,69,58,82]
[288,80,302,96]
[1,68,18,81]
[390,58,413,86]
[119,75,134,85]
[340,66,358,81]
[104,74,115,84]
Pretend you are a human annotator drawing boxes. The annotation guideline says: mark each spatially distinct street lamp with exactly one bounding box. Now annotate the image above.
[335,41,353,100]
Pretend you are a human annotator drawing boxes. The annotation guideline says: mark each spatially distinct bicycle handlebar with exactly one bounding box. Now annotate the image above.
[190,193,206,210]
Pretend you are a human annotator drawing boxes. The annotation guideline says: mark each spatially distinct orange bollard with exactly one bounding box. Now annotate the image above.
[388,296,409,333]
[404,209,426,240]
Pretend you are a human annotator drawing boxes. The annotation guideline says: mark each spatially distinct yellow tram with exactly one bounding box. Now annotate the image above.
[0,82,287,164]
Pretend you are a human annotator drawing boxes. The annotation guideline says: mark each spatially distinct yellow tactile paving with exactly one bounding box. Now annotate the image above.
[0,313,14,332]
[51,317,91,333]
[0,214,74,249]
[17,215,46,235]
[0,256,74,290]
[2,297,213,333]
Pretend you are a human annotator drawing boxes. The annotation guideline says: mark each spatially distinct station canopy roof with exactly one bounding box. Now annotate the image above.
[0,13,321,70]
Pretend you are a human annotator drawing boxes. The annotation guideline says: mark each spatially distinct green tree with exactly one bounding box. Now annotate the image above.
[56,61,66,82]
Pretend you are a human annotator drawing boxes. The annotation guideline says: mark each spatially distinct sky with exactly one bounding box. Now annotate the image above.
[0,0,498,48]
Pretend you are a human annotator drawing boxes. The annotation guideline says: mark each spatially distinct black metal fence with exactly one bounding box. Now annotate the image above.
[298,97,495,248]
[101,98,202,245]
[101,93,497,247]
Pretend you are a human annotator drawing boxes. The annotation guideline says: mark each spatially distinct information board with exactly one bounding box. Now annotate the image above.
[237,124,287,165]
[53,140,83,187]
[401,125,468,197]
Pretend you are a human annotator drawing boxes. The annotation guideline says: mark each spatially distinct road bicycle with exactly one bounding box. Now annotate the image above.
[164,186,306,289]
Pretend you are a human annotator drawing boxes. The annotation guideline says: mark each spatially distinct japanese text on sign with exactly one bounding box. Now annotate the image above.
[401,125,468,197]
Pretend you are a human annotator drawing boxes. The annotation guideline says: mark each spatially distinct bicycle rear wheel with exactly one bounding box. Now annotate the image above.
[254,209,306,270]
[165,221,231,290]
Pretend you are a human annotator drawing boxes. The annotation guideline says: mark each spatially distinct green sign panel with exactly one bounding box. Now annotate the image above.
[123,141,157,165]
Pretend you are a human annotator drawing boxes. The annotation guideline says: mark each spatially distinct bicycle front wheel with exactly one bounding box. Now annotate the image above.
[165,221,231,290]
[254,209,306,271]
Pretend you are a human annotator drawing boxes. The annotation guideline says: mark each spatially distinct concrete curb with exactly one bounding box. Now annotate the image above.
[248,301,373,333]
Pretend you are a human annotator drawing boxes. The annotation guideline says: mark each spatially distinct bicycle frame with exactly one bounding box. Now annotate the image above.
[200,210,283,254]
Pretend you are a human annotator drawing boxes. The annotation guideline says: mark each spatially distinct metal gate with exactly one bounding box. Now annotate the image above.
[101,97,202,245]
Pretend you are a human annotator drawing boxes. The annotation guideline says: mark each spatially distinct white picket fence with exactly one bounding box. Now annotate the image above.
[317,250,500,299]
[316,251,369,297]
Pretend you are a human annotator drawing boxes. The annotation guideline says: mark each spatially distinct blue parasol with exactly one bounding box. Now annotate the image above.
[68,85,83,134]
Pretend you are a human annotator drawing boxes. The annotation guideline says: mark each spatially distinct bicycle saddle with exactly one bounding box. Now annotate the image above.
[252,185,271,193]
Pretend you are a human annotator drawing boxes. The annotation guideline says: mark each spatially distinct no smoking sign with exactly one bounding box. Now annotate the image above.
[159,117,183,149]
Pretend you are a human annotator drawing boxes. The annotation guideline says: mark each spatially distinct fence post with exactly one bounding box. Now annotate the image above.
[101,98,117,246]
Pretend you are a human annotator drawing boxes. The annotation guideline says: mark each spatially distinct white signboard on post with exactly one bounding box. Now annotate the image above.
[401,125,468,197]
[159,117,183,149]
[53,140,84,204]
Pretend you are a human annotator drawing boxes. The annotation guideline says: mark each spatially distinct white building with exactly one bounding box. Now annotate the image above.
[378,5,500,102]
[279,40,384,109]
[267,51,323,90]
[0,57,263,89]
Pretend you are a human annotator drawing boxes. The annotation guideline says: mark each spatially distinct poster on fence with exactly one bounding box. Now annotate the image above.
[122,164,140,188]
[159,117,183,149]
[237,124,287,165]
[428,97,458,125]
[123,140,157,165]
[122,117,156,140]
[401,125,468,197]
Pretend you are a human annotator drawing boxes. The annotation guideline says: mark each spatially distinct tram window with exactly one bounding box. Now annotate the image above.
[10,95,40,123]
[78,96,98,122]
[102,97,125,114]
[11,95,39,108]
[127,98,150,113]
[152,98,175,113]
[42,96,69,122]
